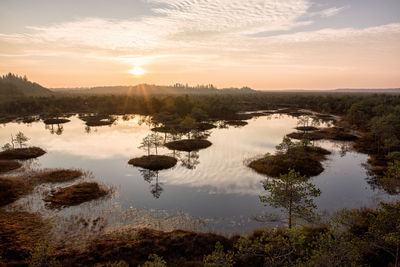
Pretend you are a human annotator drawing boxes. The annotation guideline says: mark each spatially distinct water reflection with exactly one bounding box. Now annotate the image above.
[45,124,64,135]
[0,114,398,234]
[139,169,164,199]
[177,151,200,170]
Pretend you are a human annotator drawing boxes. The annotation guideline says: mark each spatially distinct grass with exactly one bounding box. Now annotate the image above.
[43,182,110,209]
[128,155,177,171]
[43,118,70,124]
[165,139,212,152]
[0,211,49,263]
[0,147,46,160]
[0,160,22,173]
[34,169,83,183]
[0,177,34,207]
[287,127,358,141]
[248,146,331,178]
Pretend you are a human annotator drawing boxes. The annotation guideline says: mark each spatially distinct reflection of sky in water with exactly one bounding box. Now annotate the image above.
[0,114,398,234]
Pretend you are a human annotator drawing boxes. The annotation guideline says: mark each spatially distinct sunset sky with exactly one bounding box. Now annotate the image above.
[1,0,399,89]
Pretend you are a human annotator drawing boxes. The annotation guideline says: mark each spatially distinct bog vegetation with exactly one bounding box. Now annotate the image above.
[1,75,400,266]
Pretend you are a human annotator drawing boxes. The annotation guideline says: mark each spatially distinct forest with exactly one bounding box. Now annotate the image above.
[0,76,400,266]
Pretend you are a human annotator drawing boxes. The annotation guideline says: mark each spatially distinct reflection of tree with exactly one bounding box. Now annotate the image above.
[45,124,64,135]
[138,169,164,199]
[331,141,352,157]
[177,151,200,170]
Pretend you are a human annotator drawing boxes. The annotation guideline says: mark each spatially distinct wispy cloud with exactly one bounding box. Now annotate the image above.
[0,0,398,88]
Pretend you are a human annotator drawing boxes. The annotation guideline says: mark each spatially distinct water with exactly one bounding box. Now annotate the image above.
[0,114,397,235]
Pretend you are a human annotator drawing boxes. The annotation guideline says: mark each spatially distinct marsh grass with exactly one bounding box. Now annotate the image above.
[0,177,34,207]
[0,211,50,262]
[33,169,83,184]
[0,160,22,173]
[44,182,111,209]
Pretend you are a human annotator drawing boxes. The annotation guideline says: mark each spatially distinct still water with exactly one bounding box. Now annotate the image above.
[0,114,397,235]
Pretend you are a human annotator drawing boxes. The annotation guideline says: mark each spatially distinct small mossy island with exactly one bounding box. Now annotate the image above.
[128,155,177,171]
[165,139,212,152]
[0,177,33,207]
[224,120,248,127]
[248,137,331,178]
[44,182,109,208]
[0,160,22,173]
[34,169,83,183]
[80,114,116,127]
[43,118,70,124]
[0,147,46,160]
[287,127,358,141]
[152,122,216,134]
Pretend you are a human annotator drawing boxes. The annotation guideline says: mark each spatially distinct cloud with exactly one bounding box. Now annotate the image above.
[0,0,399,88]
[148,0,310,34]
[309,6,347,18]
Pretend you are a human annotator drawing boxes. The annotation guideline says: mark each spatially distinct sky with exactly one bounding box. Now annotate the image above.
[0,0,399,89]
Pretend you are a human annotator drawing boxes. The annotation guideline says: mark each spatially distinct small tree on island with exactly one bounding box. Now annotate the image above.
[180,115,197,139]
[260,169,321,228]
[15,132,29,148]
[275,136,295,154]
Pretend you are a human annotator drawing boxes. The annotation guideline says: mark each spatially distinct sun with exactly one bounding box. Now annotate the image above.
[129,66,146,76]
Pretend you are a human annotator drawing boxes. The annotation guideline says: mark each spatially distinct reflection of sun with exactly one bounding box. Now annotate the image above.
[129,66,146,76]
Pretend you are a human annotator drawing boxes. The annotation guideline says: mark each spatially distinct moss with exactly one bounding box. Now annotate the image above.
[0,160,22,173]
[0,147,46,160]
[34,169,83,183]
[43,118,70,124]
[128,155,177,171]
[44,182,109,208]
[0,177,34,207]
[248,146,330,178]
[0,211,49,263]
[287,127,358,141]
[165,139,212,152]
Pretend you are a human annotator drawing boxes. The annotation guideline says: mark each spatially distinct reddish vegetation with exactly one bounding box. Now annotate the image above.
[128,155,177,171]
[0,177,33,207]
[61,228,233,266]
[0,160,22,173]
[0,211,49,264]
[34,169,83,183]
[0,147,46,160]
[44,182,109,208]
